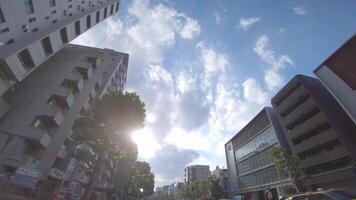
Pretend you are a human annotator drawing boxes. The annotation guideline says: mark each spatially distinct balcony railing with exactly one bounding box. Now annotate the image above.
[24,127,52,148]
[0,151,34,168]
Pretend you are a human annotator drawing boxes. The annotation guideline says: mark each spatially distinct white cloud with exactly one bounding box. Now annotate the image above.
[243,78,269,105]
[176,71,196,93]
[196,42,229,80]
[73,0,279,187]
[264,69,284,91]
[131,128,161,159]
[180,18,201,39]
[214,13,223,25]
[238,17,260,30]
[254,35,294,91]
[164,128,210,151]
[293,6,307,15]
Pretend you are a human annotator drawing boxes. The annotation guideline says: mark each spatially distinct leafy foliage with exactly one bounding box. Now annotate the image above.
[270,146,306,192]
[127,161,155,197]
[179,178,225,200]
[71,91,145,157]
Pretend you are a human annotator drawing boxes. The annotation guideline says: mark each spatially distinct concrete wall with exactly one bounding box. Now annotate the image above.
[0,44,128,185]
[0,0,120,96]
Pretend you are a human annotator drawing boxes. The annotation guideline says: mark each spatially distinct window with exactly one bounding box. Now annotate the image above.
[74,20,80,36]
[1,27,9,34]
[86,15,91,29]
[49,0,56,7]
[29,17,36,23]
[18,49,35,70]
[110,4,114,15]
[32,28,39,32]
[52,19,58,23]
[41,36,53,56]
[116,2,119,12]
[25,0,35,14]
[68,5,72,8]
[6,39,15,45]
[96,11,100,23]
[51,10,56,14]
[60,27,68,44]
[61,79,78,92]
[104,7,107,18]
[0,7,6,24]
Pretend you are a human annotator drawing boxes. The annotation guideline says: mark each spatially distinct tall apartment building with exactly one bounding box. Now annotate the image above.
[0,0,121,98]
[184,165,210,184]
[314,35,356,124]
[271,75,356,190]
[225,107,294,200]
[0,44,128,197]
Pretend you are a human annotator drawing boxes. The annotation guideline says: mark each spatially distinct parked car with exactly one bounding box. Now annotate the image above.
[286,188,356,200]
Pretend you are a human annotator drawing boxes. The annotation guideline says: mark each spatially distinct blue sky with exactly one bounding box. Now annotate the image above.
[73,0,356,186]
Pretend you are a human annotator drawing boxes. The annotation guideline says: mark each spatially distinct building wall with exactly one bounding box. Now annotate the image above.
[0,0,120,96]
[184,165,210,184]
[0,44,128,187]
[314,35,356,125]
[271,75,356,190]
[225,108,293,198]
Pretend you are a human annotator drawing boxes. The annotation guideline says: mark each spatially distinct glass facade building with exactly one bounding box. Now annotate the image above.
[234,125,280,190]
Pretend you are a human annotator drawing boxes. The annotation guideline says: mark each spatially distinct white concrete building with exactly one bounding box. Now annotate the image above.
[0,44,128,195]
[0,0,121,97]
[184,165,210,184]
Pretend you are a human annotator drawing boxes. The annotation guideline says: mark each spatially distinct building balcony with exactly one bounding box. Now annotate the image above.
[288,112,325,137]
[276,85,307,113]
[53,87,75,108]
[58,145,67,159]
[282,98,317,128]
[24,127,52,148]
[87,56,101,69]
[0,151,34,168]
[65,74,84,92]
[292,129,338,153]
[48,168,65,180]
[75,64,93,80]
[301,146,349,168]
[39,106,65,127]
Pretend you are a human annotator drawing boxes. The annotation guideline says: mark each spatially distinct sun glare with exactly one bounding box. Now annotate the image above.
[131,128,160,159]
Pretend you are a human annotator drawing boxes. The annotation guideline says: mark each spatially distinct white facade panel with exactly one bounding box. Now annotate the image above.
[27,41,46,67]
[315,65,356,124]
[49,31,62,53]
[6,55,27,80]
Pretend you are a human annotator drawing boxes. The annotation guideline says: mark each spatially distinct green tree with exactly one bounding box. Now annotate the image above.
[127,161,155,197]
[180,185,192,199]
[72,91,145,155]
[210,178,224,200]
[71,91,147,198]
[270,147,306,192]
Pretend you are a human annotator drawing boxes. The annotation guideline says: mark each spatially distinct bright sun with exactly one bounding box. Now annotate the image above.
[131,128,160,159]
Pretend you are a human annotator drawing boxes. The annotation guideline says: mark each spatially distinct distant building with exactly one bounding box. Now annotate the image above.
[184,165,210,184]
[0,44,128,198]
[0,0,121,97]
[314,34,356,124]
[225,107,294,200]
[271,74,356,190]
[155,182,184,200]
